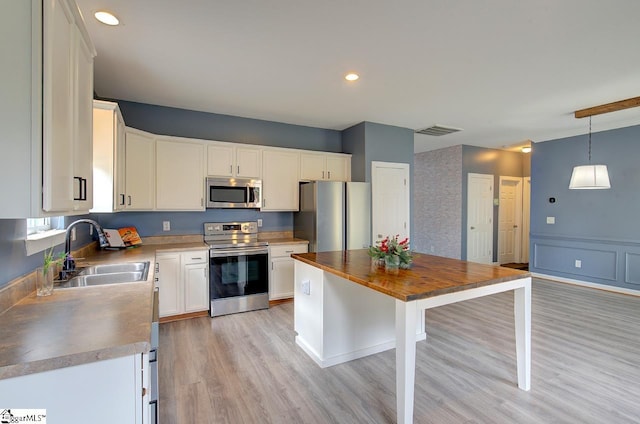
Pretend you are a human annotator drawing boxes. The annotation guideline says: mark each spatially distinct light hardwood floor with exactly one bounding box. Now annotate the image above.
[159,279,640,423]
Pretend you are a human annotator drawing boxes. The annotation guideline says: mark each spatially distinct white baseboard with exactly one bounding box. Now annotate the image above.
[532,272,640,297]
[295,331,427,369]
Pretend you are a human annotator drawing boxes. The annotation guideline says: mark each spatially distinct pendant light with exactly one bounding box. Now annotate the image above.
[569,116,611,189]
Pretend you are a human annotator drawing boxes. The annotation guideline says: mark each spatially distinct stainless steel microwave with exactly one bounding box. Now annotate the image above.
[206,177,262,208]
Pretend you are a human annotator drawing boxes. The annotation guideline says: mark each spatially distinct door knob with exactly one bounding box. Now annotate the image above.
[470,226,475,230]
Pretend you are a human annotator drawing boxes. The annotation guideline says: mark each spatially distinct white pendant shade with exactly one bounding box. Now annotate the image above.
[569,165,611,189]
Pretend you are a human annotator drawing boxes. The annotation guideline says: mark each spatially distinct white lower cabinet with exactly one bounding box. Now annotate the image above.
[269,243,308,300]
[0,353,149,424]
[156,250,209,317]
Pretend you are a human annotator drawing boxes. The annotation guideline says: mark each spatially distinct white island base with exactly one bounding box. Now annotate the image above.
[294,261,426,368]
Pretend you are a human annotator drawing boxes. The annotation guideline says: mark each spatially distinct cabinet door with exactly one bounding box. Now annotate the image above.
[236,147,262,178]
[207,144,234,177]
[269,243,308,300]
[72,24,94,211]
[157,254,181,317]
[125,130,155,210]
[156,139,204,210]
[184,262,209,313]
[42,0,75,212]
[300,153,326,181]
[262,150,299,211]
[115,111,127,210]
[0,354,141,424]
[325,156,349,181]
[270,257,295,300]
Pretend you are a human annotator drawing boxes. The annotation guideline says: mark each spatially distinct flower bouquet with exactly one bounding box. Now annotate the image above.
[368,235,412,270]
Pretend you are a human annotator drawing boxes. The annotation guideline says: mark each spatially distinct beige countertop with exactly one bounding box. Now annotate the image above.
[0,242,206,380]
[261,237,309,245]
[0,236,308,381]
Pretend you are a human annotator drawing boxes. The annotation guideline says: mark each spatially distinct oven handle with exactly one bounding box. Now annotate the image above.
[210,247,268,258]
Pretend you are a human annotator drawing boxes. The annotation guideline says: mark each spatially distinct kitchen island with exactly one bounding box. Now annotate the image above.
[292,250,531,424]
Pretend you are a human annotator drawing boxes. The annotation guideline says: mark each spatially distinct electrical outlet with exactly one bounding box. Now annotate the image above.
[257,218,263,227]
[302,280,311,295]
[163,221,171,231]
[575,260,582,268]
[71,227,76,241]
[546,216,555,224]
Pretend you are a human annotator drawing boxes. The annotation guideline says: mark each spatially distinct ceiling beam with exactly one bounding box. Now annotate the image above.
[575,96,640,119]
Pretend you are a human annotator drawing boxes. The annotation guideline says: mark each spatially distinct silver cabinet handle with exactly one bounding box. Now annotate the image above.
[322,171,325,179]
[285,250,293,253]
[328,171,331,179]
[230,165,233,174]
[237,165,240,174]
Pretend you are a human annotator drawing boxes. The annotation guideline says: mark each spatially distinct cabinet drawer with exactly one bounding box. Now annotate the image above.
[181,251,208,265]
[270,244,308,258]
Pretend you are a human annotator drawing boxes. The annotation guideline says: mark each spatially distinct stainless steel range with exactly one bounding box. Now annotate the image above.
[204,221,269,317]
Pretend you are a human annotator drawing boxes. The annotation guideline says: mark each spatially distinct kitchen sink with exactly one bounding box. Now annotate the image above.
[55,261,150,288]
[78,262,149,275]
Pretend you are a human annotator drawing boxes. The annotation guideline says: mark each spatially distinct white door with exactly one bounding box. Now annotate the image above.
[467,173,493,264]
[521,177,531,263]
[372,161,410,245]
[498,177,523,264]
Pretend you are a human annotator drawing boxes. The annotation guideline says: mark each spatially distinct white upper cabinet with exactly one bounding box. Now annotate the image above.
[125,129,156,210]
[72,23,95,211]
[300,152,350,182]
[0,0,95,217]
[262,149,300,211]
[92,100,126,213]
[156,138,205,210]
[207,143,262,178]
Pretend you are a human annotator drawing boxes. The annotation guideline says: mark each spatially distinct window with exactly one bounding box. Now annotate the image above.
[25,217,66,256]
[27,217,52,235]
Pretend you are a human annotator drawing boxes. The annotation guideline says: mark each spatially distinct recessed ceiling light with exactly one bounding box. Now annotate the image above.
[345,73,359,81]
[94,11,119,26]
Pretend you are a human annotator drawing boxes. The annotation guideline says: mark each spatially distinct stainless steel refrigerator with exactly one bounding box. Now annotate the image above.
[294,181,371,252]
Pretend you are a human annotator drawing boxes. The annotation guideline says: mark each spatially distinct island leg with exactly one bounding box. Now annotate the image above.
[514,278,532,391]
[396,299,417,424]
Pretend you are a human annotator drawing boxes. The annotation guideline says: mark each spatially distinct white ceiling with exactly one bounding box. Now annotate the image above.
[75,0,640,153]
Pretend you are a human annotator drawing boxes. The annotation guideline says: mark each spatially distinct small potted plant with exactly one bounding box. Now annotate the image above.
[368,235,412,272]
[37,248,66,296]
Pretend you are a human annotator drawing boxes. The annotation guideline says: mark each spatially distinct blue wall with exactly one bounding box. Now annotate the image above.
[0,220,47,286]
[343,121,415,242]
[92,210,292,237]
[0,215,102,288]
[116,100,343,152]
[530,124,640,290]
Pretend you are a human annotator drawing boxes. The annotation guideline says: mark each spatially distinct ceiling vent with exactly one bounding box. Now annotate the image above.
[415,125,462,136]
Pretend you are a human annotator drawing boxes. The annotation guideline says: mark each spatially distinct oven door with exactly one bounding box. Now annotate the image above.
[210,247,269,299]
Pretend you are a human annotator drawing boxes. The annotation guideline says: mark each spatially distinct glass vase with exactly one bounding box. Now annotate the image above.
[384,255,400,273]
[36,266,55,296]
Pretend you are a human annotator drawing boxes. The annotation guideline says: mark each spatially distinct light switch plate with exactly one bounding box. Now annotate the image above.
[302,280,311,295]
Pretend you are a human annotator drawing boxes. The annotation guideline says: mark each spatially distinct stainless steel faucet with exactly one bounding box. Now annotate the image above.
[61,219,109,278]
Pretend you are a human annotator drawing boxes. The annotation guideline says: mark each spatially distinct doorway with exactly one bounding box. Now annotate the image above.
[371,161,410,244]
[498,176,530,265]
[466,173,493,264]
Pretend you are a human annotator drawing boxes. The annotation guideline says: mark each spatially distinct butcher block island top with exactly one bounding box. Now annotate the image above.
[291,249,530,302]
